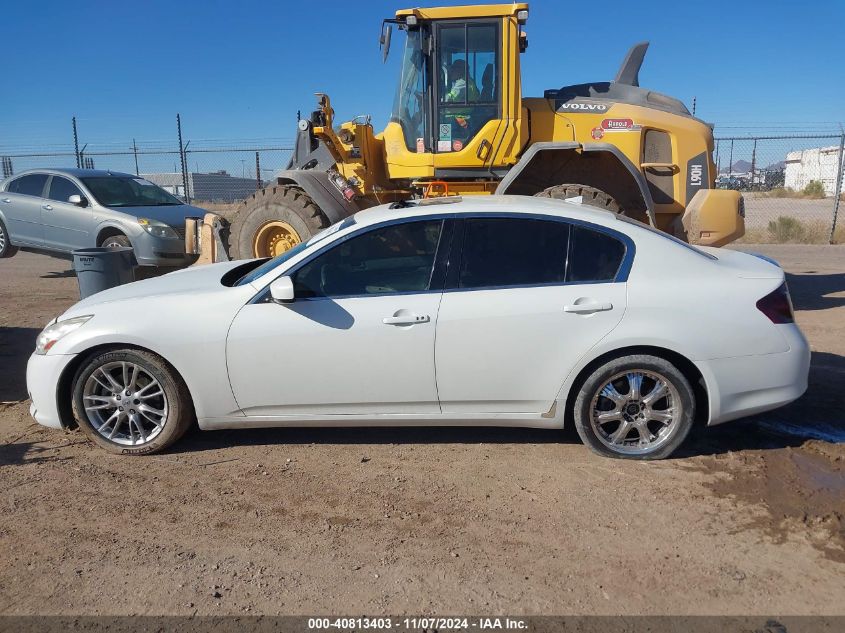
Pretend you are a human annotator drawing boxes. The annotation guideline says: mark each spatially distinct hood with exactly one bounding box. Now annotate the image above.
[700,247,785,279]
[65,260,249,315]
[106,204,207,227]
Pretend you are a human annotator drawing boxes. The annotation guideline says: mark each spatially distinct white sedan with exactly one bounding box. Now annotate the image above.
[26,196,810,459]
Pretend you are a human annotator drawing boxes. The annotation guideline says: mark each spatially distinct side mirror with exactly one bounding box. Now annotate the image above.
[269,276,295,304]
[68,194,88,208]
[379,23,392,63]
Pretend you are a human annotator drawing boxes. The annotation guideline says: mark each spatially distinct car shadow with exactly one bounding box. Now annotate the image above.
[0,327,41,401]
[0,439,82,467]
[173,423,580,455]
[786,271,845,311]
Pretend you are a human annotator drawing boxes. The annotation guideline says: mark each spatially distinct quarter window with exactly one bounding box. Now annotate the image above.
[47,176,84,203]
[458,218,569,289]
[292,220,443,298]
[8,174,48,197]
[566,226,626,283]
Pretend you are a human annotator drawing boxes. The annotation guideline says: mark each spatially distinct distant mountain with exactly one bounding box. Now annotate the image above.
[764,160,785,171]
[720,159,752,174]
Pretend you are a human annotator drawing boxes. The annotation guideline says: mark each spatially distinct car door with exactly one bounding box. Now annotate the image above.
[226,218,451,417]
[435,216,630,414]
[1,173,48,246]
[42,175,94,251]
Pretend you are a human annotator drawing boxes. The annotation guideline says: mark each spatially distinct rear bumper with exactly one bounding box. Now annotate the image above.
[26,352,77,430]
[697,325,811,425]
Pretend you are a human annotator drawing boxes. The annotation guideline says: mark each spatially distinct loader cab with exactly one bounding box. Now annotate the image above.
[382,4,528,181]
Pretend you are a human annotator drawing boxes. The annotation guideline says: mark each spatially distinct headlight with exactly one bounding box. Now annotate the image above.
[138,218,179,239]
[35,315,93,355]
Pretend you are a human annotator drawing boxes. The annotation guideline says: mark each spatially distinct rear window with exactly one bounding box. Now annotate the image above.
[8,174,48,197]
[459,218,569,289]
[567,226,626,283]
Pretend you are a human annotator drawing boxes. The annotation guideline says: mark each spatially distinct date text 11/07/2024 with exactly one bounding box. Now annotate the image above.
[307,617,528,630]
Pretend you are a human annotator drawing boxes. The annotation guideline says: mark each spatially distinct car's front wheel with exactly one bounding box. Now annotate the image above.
[101,234,131,249]
[573,354,695,460]
[0,217,19,258]
[72,349,193,455]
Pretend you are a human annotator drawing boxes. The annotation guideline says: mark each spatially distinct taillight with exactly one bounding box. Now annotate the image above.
[756,282,794,324]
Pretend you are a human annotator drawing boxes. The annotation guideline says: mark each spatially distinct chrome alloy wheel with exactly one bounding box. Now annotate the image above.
[0,224,6,251]
[589,369,681,456]
[82,361,168,446]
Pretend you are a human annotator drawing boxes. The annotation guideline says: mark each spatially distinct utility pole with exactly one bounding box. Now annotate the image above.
[177,114,190,203]
[72,117,81,168]
[829,129,845,244]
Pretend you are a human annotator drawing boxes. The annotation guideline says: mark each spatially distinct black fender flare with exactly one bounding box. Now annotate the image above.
[494,141,657,226]
[274,170,360,226]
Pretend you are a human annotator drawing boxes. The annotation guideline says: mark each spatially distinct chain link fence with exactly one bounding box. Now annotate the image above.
[2,129,843,244]
[714,134,845,243]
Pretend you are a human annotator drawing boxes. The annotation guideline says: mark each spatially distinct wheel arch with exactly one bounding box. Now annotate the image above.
[495,142,657,225]
[560,344,709,429]
[95,224,130,246]
[56,342,197,430]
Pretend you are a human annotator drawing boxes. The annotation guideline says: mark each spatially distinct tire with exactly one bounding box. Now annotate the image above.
[534,184,622,214]
[573,354,695,460]
[71,349,194,455]
[0,217,19,258]
[228,185,329,260]
[101,234,131,249]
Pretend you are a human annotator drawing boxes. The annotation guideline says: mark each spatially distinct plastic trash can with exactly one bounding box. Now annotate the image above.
[72,247,137,299]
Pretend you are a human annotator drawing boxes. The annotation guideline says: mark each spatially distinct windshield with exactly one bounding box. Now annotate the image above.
[391,27,428,151]
[81,176,183,207]
[235,217,358,287]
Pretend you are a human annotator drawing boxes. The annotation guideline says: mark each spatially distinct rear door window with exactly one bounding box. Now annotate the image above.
[458,217,569,289]
[8,174,48,197]
[566,226,626,283]
[47,176,84,203]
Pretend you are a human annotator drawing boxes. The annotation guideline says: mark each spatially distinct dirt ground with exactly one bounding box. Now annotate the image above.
[0,245,843,616]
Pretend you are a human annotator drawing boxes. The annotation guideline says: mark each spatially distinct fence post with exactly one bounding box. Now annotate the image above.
[72,117,81,168]
[176,114,190,203]
[132,139,139,175]
[829,132,845,244]
[255,151,261,190]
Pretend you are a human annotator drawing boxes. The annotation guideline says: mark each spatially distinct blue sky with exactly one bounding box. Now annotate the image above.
[1,0,843,154]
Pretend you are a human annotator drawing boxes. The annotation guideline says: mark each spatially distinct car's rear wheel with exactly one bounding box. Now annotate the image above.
[0,218,19,258]
[71,349,193,455]
[101,234,131,249]
[573,354,695,460]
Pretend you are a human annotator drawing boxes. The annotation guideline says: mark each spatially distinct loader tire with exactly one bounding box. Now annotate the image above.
[534,184,622,214]
[228,185,329,260]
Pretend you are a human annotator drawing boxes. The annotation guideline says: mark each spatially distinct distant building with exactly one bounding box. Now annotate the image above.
[784,146,844,196]
[142,170,259,203]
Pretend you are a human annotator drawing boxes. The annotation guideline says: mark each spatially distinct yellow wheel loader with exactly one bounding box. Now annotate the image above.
[209,3,743,263]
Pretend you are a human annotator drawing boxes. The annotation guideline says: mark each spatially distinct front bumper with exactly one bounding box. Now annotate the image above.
[697,325,811,425]
[26,352,77,429]
[131,232,197,267]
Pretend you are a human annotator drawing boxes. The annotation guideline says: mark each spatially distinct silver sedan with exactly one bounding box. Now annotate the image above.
[0,168,205,266]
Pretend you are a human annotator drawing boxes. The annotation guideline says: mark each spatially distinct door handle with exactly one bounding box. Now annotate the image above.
[383,314,430,326]
[564,301,613,314]
[42,204,53,211]
[1,198,10,203]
